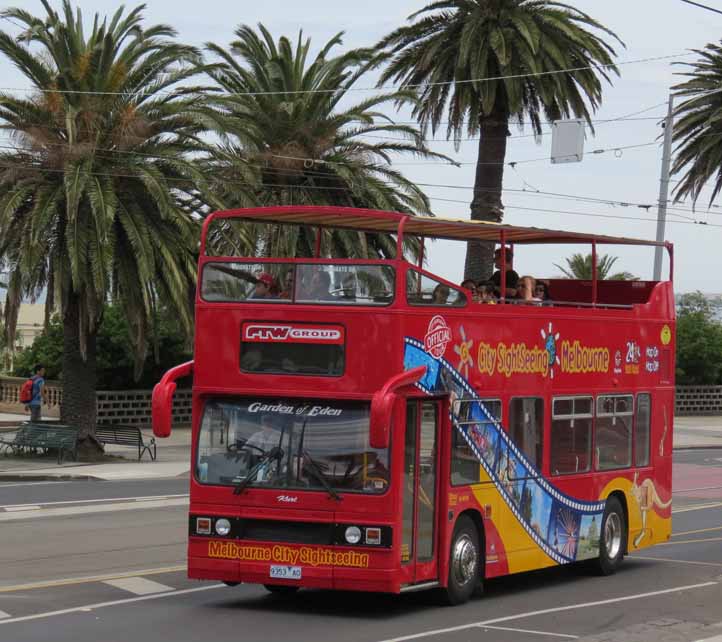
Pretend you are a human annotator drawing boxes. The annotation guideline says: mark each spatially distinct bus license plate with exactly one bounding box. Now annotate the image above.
[269,565,302,580]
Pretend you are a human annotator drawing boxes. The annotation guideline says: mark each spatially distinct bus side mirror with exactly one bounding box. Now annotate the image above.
[152,380,176,438]
[370,390,396,450]
[152,361,193,438]
[369,366,427,450]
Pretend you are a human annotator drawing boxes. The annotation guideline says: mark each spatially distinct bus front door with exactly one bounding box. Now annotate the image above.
[400,399,440,586]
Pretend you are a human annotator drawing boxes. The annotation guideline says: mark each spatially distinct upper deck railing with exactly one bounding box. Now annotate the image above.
[198,206,674,310]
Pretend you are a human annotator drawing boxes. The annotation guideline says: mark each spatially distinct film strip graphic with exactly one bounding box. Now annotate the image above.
[404,337,604,565]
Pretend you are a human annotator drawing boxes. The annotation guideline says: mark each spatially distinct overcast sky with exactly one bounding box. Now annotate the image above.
[2,0,722,293]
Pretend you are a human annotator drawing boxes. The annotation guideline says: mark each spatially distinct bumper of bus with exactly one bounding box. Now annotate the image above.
[188,539,401,593]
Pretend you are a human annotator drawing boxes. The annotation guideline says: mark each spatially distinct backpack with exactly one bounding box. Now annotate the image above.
[19,376,36,404]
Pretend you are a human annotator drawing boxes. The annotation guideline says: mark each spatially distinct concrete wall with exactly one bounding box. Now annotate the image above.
[0,376,192,426]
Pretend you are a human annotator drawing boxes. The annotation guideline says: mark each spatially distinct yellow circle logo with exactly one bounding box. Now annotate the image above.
[661,325,671,346]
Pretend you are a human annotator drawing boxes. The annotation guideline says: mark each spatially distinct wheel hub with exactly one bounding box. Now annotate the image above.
[451,534,477,586]
[604,512,622,559]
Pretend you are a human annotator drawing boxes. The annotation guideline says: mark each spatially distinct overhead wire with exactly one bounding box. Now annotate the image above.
[679,0,722,16]
[0,52,695,98]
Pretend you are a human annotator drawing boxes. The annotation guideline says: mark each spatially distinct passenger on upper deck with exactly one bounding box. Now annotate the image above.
[279,270,294,299]
[432,283,450,304]
[251,272,276,299]
[534,280,551,305]
[517,275,542,304]
[460,279,477,299]
[491,246,519,296]
[476,280,497,304]
[300,269,334,301]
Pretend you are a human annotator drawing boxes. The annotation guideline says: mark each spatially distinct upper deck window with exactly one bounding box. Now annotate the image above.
[200,262,394,306]
[406,269,466,307]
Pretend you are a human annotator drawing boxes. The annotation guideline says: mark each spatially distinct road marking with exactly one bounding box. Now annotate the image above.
[0,498,188,521]
[479,625,578,638]
[673,502,722,514]
[673,525,722,537]
[0,493,189,511]
[660,536,722,546]
[103,577,175,596]
[674,485,722,494]
[0,611,10,620]
[3,505,40,512]
[633,555,722,567]
[375,582,718,642]
[0,482,72,488]
[0,565,185,593]
[0,584,223,625]
[694,636,722,642]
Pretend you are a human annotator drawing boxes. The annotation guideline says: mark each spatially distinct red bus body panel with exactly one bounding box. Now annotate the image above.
[159,207,675,594]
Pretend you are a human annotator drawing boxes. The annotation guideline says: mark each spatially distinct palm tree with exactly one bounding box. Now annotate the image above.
[672,42,722,205]
[554,253,636,280]
[200,25,448,259]
[377,0,622,280]
[0,2,203,448]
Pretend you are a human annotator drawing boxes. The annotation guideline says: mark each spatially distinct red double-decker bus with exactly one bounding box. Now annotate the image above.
[152,206,674,604]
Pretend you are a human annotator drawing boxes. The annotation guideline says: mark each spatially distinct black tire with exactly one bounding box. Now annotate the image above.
[440,515,482,605]
[223,581,240,587]
[595,496,627,576]
[263,584,300,595]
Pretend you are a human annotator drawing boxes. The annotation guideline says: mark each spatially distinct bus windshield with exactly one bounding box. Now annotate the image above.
[196,398,389,494]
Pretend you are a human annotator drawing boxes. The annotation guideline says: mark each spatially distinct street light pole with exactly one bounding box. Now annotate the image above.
[654,95,674,281]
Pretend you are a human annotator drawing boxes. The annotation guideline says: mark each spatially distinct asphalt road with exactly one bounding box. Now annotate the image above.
[0,451,720,642]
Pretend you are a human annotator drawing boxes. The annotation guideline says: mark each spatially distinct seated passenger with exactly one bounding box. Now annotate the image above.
[534,280,551,305]
[491,246,519,295]
[516,275,542,304]
[300,269,334,301]
[476,280,497,304]
[432,283,450,304]
[279,269,294,299]
[460,279,477,298]
[250,272,276,299]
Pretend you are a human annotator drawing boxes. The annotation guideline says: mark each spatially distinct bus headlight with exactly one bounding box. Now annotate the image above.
[344,526,362,544]
[215,518,231,536]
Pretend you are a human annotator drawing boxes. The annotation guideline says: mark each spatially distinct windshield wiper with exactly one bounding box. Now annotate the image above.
[302,449,342,502]
[233,447,284,495]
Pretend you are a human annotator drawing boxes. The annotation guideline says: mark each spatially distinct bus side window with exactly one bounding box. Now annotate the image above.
[595,395,633,470]
[550,397,593,475]
[451,398,500,485]
[635,393,651,467]
[406,269,466,306]
[509,397,544,470]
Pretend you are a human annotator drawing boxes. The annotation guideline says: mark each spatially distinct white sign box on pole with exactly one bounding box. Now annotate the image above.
[551,119,585,164]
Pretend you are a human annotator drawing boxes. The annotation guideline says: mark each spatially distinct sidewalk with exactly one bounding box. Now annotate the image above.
[0,414,191,481]
[0,414,721,482]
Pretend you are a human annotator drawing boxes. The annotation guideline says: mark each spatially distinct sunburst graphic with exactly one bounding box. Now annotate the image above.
[453,325,474,379]
[553,507,580,558]
[540,322,561,379]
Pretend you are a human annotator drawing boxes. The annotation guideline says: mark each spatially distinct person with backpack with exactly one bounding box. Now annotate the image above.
[20,364,48,422]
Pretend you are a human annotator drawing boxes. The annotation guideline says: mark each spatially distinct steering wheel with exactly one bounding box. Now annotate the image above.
[227,442,265,455]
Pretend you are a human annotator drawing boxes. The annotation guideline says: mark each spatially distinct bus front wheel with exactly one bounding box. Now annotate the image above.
[595,496,627,576]
[441,515,482,605]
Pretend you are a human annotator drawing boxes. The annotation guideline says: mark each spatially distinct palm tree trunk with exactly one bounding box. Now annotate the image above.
[465,105,509,282]
[61,291,102,457]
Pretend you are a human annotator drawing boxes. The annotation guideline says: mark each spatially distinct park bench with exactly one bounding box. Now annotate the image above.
[0,423,79,464]
[95,425,157,461]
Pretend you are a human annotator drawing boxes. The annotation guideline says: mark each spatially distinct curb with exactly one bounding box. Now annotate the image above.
[0,473,103,482]
[673,445,722,451]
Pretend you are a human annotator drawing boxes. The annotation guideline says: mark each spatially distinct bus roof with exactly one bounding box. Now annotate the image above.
[205,206,668,248]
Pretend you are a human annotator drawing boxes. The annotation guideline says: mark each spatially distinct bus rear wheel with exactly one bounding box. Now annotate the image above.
[264,584,300,595]
[595,496,626,576]
[441,515,482,605]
